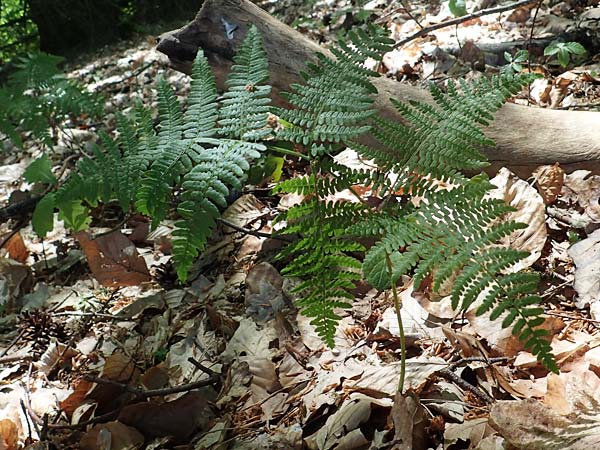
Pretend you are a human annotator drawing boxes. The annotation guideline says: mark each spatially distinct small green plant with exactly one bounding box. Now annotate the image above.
[503,49,529,75]
[0,51,103,149]
[544,41,586,68]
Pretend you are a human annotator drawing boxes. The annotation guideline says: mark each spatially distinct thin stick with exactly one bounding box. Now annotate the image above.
[218,217,293,242]
[84,373,219,398]
[394,0,538,49]
[437,368,494,404]
[386,253,406,394]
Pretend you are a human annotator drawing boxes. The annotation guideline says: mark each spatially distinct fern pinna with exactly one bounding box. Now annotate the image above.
[273,27,555,369]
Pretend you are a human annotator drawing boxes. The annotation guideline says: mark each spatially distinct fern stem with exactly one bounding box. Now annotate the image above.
[268,145,310,160]
[386,252,406,394]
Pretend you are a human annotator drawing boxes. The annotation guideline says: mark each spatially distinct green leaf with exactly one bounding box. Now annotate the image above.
[543,43,560,56]
[563,41,586,55]
[24,154,57,185]
[513,50,529,63]
[557,48,570,67]
[0,119,23,149]
[449,0,467,17]
[58,200,91,231]
[32,193,56,238]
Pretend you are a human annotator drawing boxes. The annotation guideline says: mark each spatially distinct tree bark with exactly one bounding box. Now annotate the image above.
[156,0,600,177]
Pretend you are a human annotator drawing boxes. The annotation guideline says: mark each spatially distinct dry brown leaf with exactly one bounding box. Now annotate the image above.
[75,230,150,287]
[568,228,600,310]
[117,392,213,440]
[488,168,547,271]
[80,421,144,450]
[490,369,600,449]
[391,392,428,450]
[0,258,34,313]
[102,351,138,382]
[0,419,19,450]
[347,356,444,397]
[305,394,392,450]
[533,163,565,205]
[4,232,28,263]
[562,170,600,223]
[139,365,169,390]
[59,379,95,418]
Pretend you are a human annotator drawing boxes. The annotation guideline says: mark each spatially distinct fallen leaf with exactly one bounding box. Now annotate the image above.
[533,163,565,205]
[60,379,95,418]
[391,391,428,450]
[76,230,150,287]
[488,168,547,271]
[80,421,144,450]
[490,369,600,449]
[0,419,19,450]
[117,392,213,440]
[568,228,600,309]
[4,232,28,263]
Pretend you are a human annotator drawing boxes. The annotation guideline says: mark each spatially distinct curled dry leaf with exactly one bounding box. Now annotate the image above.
[533,163,565,205]
[488,168,547,271]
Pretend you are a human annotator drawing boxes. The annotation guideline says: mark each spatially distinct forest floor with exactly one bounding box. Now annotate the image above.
[1,1,600,449]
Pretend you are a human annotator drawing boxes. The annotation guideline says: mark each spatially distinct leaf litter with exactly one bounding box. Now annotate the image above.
[1,0,600,449]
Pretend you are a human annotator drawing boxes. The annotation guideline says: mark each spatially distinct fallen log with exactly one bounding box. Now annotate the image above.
[156,0,600,177]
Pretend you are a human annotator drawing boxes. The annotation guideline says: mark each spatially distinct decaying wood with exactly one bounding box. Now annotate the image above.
[157,0,600,177]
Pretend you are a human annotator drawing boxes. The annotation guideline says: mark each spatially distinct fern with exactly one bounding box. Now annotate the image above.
[272,26,394,344]
[33,24,555,371]
[272,28,554,369]
[43,26,271,281]
[0,52,103,149]
[172,26,272,280]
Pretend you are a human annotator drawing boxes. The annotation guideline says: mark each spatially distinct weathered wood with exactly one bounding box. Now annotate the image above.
[157,0,600,177]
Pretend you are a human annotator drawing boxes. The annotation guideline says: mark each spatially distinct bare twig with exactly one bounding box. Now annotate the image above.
[218,217,293,242]
[437,368,495,404]
[84,371,220,399]
[394,0,538,49]
[0,354,33,364]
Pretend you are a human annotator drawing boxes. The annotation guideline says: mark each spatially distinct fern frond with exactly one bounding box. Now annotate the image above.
[276,198,365,346]
[274,24,393,145]
[184,49,219,140]
[357,73,535,192]
[174,141,265,280]
[135,77,186,223]
[218,26,272,141]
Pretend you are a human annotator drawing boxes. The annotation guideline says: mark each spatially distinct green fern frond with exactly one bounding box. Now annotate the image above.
[276,197,365,346]
[135,77,187,223]
[219,26,272,141]
[274,24,393,145]
[357,73,535,192]
[172,28,273,280]
[184,50,219,140]
[356,172,556,370]
[174,140,265,280]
